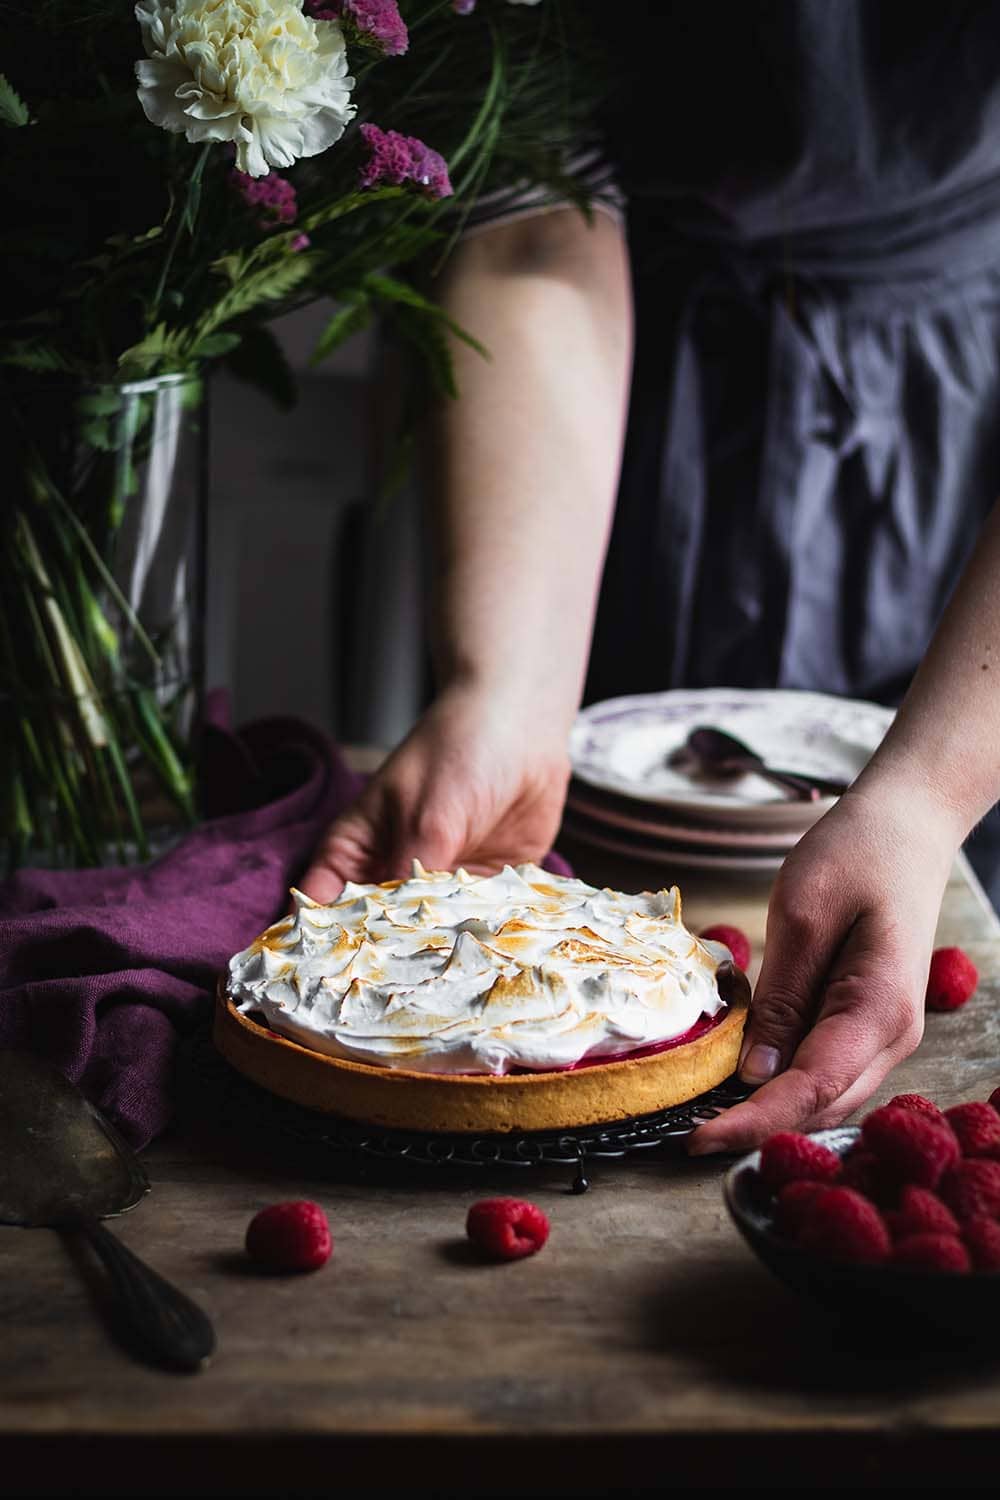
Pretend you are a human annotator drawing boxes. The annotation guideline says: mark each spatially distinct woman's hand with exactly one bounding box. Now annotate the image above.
[688,777,963,1155]
[298,684,571,901]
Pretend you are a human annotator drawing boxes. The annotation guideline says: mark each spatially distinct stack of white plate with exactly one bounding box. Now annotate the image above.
[564,689,894,874]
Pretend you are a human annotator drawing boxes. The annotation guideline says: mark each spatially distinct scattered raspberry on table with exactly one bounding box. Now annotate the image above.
[245,1201,332,1273]
[925,946,978,1012]
[699,924,751,972]
[466,1198,550,1261]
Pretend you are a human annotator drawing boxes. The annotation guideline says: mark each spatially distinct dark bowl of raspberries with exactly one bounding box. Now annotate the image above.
[723,1091,1000,1339]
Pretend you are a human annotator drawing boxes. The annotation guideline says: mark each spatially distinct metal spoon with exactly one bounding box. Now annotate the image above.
[0,1050,215,1372]
[669,726,850,801]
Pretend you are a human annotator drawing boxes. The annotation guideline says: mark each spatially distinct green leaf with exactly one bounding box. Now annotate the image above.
[117,322,187,378]
[223,326,297,411]
[182,175,203,236]
[363,273,490,358]
[190,331,241,359]
[132,688,195,819]
[309,295,372,367]
[75,389,123,453]
[209,253,245,286]
[2,770,33,845]
[79,580,119,661]
[0,73,29,127]
[447,22,506,176]
[391,306,458,399]
[78,418,116,453]
[297,186,407,236]
[196,255,311,339]
[0,343,71,373]
[21,451,162,669]
[76,391,124,417]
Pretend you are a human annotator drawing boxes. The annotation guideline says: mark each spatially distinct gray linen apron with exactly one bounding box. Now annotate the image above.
[583,1,1000,904]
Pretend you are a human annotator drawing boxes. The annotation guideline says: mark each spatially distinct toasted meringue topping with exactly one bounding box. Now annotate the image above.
[228,862,728,1075]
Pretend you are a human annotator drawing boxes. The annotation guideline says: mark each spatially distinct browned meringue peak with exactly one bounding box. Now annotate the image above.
[227,861,728,1075]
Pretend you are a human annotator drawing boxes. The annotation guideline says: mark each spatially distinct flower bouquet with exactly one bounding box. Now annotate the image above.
[0,0,604,870]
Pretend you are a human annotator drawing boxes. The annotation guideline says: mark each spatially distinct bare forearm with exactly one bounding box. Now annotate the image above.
[858,497,1000,835]
[431,209,633,736]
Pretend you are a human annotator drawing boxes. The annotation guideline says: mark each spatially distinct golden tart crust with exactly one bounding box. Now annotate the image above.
[213,965,749,1133]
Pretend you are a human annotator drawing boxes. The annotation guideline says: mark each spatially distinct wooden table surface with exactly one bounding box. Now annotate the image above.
[4,817,1000,1493]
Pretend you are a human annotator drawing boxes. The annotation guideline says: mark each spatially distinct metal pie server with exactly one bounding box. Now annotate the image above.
[0,1050,215,1372]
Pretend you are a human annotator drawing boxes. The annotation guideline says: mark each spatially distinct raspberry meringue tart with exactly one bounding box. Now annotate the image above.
[214,862,749,1132]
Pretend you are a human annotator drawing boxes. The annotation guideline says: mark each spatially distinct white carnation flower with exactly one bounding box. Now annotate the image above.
[135,0,356,178]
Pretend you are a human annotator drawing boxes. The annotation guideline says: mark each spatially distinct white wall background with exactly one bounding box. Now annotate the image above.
[205,302,426,748]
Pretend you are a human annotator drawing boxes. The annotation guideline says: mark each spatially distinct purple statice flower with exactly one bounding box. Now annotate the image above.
[290,233,312,252]
[358,123,453,199]
[305,0,408,56]
[231,169,299,228]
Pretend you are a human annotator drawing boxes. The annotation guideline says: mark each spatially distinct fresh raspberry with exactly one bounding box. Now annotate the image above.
[945,1101,1000,1159]
[758,1132,842,1195]
[926,946,978,1012]
[861,1104,960,1189]
[963,1217,1000,1272]
[699,924,751,972]
[245,1201,332,1273]
[837,1147,894,1206]
[886,1093,947,1124]
[466,1198,550,1261]
[797,1187,891,1265]
[774,1180,831,1240]
[939,1159,1000,1223]
[893,1233,970,1273]
[885,1186,959,1241]
[988,1086,1000,1116]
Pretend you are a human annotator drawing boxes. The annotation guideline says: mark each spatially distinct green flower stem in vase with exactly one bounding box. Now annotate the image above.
[1,372,205,871]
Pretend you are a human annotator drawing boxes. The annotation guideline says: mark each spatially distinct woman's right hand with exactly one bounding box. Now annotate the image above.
[297,684,571,903]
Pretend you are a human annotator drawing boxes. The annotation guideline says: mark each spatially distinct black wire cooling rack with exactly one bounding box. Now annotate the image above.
[181,1028,751,1192]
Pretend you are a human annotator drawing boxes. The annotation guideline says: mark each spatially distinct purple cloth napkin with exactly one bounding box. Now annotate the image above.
[0,711,572,1150]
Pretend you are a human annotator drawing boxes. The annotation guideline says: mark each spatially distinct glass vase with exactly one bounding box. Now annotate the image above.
[1,371,207,871]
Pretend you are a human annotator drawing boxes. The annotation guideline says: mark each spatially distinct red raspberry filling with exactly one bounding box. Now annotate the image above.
[516,1009,725,1075]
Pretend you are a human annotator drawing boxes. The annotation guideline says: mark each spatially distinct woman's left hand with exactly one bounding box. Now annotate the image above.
[688,777,962,1155]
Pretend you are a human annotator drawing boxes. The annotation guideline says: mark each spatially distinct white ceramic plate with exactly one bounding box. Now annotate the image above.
[569,689,894,828]
[564,785,805,849]
[559,812,786,874]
